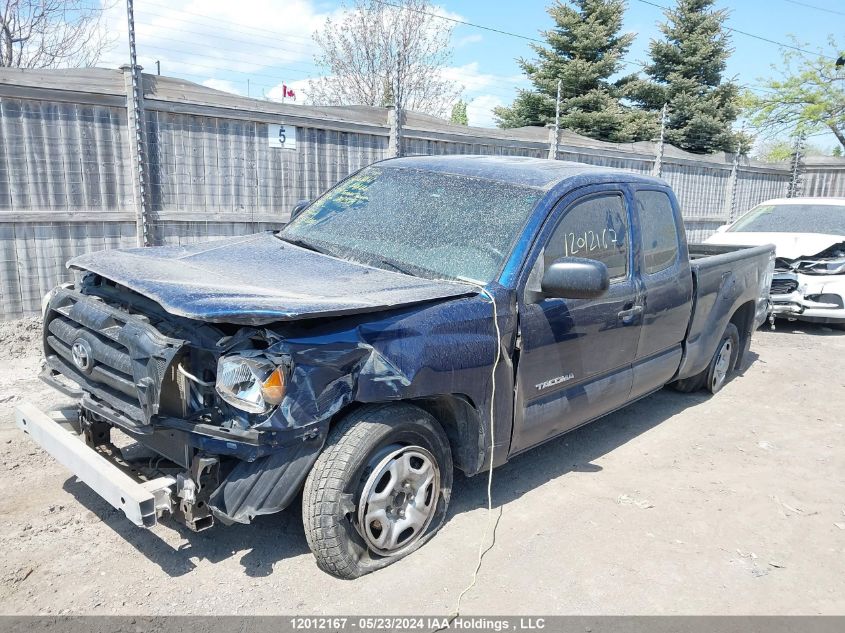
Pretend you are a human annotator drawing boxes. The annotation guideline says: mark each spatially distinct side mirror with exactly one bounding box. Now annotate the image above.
[290,199,310,221]
[715,224,729,233]
[541,257,609,299]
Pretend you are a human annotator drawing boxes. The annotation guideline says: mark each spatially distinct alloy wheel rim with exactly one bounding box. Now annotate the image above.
[358,445,440,556]
[712,339,732,390]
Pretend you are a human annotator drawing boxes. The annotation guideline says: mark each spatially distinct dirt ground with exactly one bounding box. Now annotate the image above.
[0,317,843,616]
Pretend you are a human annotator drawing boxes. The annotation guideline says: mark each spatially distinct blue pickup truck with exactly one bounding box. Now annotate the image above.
[19,156,774,579]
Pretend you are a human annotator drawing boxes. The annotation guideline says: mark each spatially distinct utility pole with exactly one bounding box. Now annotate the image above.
[652,103,668,178]
[124,0,151,247]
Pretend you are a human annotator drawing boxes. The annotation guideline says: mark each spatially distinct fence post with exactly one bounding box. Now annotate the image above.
[787,130,806,198]
[722,151,740,223]
[651,103,668,178]
[122,0,151,247]
[121,63,151,246]
[547,124,558,160]
[387,105,397,157]
[549,78,561,160]
[387,105,403,158]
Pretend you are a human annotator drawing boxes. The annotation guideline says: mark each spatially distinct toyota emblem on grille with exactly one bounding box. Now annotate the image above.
[71,339,93,373]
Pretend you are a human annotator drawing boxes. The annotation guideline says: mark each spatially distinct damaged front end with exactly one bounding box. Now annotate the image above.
[36,272,415,530]
[769,242,845,324]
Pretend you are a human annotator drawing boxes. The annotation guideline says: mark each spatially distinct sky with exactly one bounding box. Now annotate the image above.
[97,0,843,149]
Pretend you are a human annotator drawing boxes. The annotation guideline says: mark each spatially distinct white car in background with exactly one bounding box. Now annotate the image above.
[706,197,845,328]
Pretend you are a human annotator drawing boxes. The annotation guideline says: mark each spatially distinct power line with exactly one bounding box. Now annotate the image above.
[139,0,319,44]
[134,3,531,101]
[632,0,839,61]
[136,13,319,53]
[131,0,780,109]
[135,19,529,98]
[783,0,845,17]
[371,0,546,44]
[372,0,662,75]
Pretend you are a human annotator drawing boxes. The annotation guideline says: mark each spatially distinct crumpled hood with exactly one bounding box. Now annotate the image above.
[68,232,475,324]
[705,231,845,260]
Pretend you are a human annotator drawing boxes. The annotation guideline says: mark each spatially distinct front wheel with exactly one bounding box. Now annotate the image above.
[302,403,453,579]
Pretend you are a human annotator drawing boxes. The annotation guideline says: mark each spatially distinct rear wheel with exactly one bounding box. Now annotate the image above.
[302,403,452,579]
[707,323,739,393]
[672,323,740,394]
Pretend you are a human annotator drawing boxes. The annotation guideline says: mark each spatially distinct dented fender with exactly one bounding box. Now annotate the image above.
[208,287,517,523]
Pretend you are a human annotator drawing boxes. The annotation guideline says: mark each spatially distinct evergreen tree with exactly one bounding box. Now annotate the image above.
[450,99,469,125]
[493,0,655,142]
[626,0,741,153]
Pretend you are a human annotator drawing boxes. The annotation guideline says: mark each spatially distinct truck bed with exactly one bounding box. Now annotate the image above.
[677,243,776,380]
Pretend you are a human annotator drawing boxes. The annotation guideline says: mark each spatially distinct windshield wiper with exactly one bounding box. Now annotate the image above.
[277,235,336,257]
[374,257,418,277]
[372,257,458,282]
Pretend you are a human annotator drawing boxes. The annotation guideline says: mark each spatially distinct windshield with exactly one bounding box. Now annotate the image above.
[279,166,543,283]
[729,203,845,236]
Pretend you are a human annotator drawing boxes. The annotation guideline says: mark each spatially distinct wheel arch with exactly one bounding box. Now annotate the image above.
[327,394,486,476]
[729,299,756,370]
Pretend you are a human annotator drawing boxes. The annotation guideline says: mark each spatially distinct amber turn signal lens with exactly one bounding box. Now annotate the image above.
[260,367,286,405]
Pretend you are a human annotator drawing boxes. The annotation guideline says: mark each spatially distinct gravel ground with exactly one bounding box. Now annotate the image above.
[0,319,843,615]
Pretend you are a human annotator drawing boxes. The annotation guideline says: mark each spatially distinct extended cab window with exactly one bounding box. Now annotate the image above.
[544,194,629,280]
[636,190,679,274]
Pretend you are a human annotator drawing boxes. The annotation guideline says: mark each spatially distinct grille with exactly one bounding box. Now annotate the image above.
[44,289,186,429]
[770,278,798,295]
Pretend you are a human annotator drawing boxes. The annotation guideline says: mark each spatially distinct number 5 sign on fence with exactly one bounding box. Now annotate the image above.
[268,124,297,150]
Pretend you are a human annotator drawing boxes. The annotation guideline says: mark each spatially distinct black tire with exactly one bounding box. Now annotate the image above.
[302,403,453,579]
[670,372,707,393]
[706,323,740,394]
[672,323,740,394]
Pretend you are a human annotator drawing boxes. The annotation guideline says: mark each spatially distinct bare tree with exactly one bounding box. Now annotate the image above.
[308,0,462,117]
[0,0,111,69]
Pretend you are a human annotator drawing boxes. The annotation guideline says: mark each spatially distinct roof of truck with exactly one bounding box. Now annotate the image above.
[380,155,663,190]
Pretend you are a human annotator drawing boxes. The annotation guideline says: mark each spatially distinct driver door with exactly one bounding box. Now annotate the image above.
[510,186,643,455]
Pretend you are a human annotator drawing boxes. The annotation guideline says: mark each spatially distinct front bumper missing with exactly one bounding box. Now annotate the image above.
[15,402,175,528]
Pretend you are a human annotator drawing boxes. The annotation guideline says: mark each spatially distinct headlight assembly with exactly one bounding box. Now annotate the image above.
[215,355,286,414]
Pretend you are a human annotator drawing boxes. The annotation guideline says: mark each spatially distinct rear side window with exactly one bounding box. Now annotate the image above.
[545,193,629,280]
[636,190,679,274]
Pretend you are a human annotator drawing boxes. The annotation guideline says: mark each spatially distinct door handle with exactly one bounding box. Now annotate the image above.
[617,305,643,325]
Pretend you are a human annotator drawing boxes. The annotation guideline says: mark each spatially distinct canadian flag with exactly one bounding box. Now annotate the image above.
[282,84,296,100]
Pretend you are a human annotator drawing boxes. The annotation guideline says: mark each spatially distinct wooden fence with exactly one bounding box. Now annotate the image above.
[0,66,843,320]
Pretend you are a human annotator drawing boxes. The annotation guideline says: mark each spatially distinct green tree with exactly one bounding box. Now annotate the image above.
[450,99,468,125]
[833,146,843,157]
[626,0,741,153]
[743,36,844,153]
[754,139,827,163]
[493,0,655,142]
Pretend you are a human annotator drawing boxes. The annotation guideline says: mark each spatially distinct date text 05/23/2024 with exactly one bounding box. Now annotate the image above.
[289,617,548,631]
